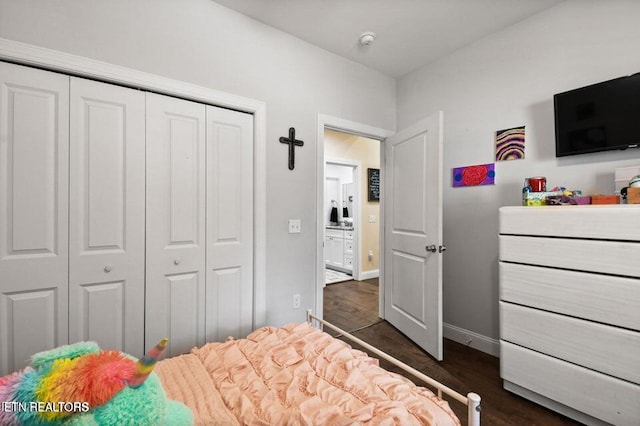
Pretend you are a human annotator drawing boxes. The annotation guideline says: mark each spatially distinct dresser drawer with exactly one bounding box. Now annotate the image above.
[499,235,640,278]
[344,239,353,252]
[499,205,640,240]
[500,302,640,384]
[501,341,640,425]
[499,262,640,330]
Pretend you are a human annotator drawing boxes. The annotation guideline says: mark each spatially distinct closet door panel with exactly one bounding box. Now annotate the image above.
[69,77,145,357]
[165,272,201,356]
[145,93,205,355]
[206,106,253,341]
[206,267,243,341]
[0,62,69,375]
[1,290,58,372]
[78,281,125,350]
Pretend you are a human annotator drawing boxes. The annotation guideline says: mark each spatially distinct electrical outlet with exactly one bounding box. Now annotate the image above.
[369,215,376,223]
[288,219,301,233]
[293,294,301,309]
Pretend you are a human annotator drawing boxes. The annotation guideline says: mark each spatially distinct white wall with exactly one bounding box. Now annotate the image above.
[0,0,396,326]
[397,0,640,349]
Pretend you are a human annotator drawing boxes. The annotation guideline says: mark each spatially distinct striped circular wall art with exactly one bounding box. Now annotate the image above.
[495,126,525,161]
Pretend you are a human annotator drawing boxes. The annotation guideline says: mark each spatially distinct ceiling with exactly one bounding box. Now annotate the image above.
[211,0,564,78]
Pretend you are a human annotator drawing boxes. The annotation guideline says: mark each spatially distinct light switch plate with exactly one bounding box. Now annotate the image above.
[369,215,376,223]
[288,219,301,233]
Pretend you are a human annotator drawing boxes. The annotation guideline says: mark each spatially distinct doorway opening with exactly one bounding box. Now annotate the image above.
[315,114,393,331]
[317,112,445,361]
[323,131,380,284]
[323,130,381,333]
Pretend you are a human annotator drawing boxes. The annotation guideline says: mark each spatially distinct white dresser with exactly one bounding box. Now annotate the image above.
[499,205,640,426]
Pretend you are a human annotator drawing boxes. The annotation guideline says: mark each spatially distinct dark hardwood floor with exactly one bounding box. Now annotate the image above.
[324,278,582,426]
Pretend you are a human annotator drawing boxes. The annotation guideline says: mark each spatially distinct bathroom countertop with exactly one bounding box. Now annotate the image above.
[326,225,354,231]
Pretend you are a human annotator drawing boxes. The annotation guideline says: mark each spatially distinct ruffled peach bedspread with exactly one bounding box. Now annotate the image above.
[155,322,460,425]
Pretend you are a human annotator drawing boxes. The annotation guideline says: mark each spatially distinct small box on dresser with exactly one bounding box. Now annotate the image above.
[627,187,640,204]
[499,205,640,426]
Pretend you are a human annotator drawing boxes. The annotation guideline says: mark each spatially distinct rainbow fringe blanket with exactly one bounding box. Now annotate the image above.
[0,340,192,425]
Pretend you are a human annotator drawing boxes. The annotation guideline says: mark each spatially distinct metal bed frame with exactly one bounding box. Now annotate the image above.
[306,311,482,426]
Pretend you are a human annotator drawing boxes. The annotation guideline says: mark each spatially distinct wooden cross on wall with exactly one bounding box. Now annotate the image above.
[279,127,304,170]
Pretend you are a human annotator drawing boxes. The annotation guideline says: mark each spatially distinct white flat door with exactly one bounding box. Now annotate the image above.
[69,77,145,357]
[145,93,206,357]
[383,111,444,360]
[0,63,69,375]
[205,106,253,341]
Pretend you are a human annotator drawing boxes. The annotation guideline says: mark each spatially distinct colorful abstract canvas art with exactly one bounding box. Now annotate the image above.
[495,126,525,161]
[453,163,495,187]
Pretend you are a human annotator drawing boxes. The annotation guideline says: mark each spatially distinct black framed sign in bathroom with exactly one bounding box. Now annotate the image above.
[368,168,380,202]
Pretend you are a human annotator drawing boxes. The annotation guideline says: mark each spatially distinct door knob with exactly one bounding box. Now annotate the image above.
[426,244,437,253]
[439,245,447,253]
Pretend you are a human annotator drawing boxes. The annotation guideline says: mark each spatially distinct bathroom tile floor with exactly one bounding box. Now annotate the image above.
[325,268,352,285]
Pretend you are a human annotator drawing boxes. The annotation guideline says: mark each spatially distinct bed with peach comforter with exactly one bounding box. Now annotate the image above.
[155,322,460,425]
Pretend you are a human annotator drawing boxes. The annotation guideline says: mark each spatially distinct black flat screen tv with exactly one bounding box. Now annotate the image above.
[554,73,640,157]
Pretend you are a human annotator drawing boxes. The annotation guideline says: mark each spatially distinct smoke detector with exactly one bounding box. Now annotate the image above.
[359,32,376,46]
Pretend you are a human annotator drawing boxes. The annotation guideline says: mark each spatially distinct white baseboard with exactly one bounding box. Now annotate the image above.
[358,269,379,280]
[443,323,500,357]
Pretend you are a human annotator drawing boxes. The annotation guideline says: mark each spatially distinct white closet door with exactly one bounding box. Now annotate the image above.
[145,93,206,357]
[205,106,253,341]
[69,77,145,357]
[0,62,69,375]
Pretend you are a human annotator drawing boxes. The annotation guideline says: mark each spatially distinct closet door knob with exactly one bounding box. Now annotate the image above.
[174,258,181,265]
[104,265,113,273]
[426,245,437,253]
[439,245,447,253]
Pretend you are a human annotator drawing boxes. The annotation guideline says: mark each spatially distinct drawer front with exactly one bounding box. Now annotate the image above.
[499,205,640,240]
[500,262,640,330]
[325,229,344,238]
[501,341,640,425]
[500,302,640,384]
[344,239,353,252]
[344,230,354,240]
[499,235,640,278]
